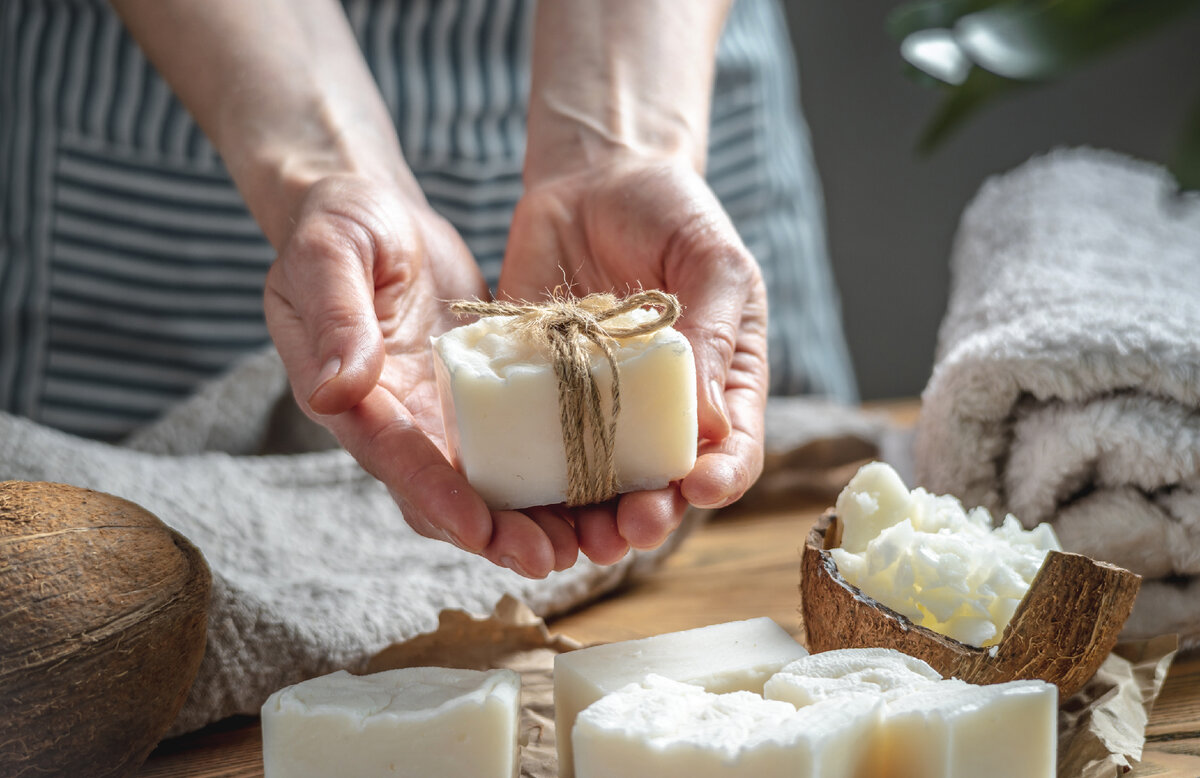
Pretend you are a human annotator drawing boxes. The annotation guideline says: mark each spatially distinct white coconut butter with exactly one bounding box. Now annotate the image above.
[829,462,1062,646]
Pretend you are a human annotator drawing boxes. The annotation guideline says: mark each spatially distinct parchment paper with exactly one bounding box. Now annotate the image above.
[367,598,1177,778]
[1058,635,1178,778]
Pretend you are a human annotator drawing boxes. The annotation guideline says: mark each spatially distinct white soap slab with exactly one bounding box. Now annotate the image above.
[554,618,808,778]
[573,675,881,778]
[878,678,1057,778]
[432,307,697,509]
[764,647,943,707]
[260,667,520,778]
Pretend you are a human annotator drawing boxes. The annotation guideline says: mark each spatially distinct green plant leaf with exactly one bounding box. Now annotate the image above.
[899,0,1200,152]
[916,68,1018,153]
[888,0,999,41]
[954,0,1200,82]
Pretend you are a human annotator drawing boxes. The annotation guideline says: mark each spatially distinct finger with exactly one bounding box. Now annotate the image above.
[681,380,766,509]
[482,511,558,579]
[663,224,759,444]
[325,385,494,552]
[525,506,581,571]
[616,487,688,550]
[574,502,630,566]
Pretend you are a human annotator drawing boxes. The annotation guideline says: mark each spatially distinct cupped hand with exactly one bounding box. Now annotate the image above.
[498,157,769,565]
[264,174,581,577]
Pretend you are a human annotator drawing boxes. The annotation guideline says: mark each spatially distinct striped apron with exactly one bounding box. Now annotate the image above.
[0,0,856,441]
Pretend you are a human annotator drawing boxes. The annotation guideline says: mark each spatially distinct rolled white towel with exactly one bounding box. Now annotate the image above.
[915,148,1200,645]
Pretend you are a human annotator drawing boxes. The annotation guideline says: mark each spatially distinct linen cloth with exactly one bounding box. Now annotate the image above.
[915,148,1200,645]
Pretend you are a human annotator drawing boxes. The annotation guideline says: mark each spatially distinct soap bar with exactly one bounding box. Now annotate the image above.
[432,307,697,510]
[260,667,520,778]
[767,648,1056,778]
[763,647,942,707]
[829,462,1062,646]
[878,679,1057,778]
[573,675,880,778]
[554,617,808,778]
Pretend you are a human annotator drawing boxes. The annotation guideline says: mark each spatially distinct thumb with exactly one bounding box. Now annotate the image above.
[266,214,387,417]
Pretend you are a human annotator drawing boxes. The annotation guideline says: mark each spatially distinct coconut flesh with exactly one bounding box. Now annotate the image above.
[0,481,210,778]
[801,463,1141,698]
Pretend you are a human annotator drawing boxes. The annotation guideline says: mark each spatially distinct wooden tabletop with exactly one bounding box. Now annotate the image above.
[137,494,1200,777]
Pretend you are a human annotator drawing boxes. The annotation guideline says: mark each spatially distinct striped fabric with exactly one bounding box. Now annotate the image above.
[0,0,856,442]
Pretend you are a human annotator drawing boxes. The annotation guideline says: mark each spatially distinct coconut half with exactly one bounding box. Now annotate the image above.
[801,511,1141,699]
[0,481,211,777]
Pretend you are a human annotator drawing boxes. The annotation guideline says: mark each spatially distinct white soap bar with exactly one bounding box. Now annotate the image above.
[763,647,942,707]
[830,462,1062,646]
[554,618,808,778]
[878,679,1057,778]
[573,676,880,778]
[260,667,520,778]
[432,307,697,509]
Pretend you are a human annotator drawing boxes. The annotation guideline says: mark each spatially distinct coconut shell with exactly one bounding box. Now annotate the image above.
[0,481,211,777]
[801,511,1141,699]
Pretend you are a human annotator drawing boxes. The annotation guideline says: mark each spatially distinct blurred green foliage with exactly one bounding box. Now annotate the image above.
[890,0,1200,190]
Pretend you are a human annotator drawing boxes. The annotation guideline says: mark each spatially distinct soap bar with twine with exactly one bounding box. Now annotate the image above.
[431,290,698,511]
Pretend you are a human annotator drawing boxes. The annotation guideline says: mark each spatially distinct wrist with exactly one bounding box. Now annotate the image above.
[525,93,706,187]
[229,117,425,249]
[523,0,731,188]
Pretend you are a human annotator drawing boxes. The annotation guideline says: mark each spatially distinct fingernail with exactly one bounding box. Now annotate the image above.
[500,555,534,578]
[442,527,468,551]
[309,357,341,402]
[708,378,731,433]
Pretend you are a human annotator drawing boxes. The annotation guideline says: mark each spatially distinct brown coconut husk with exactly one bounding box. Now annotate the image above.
[801,511,1141,699]
[0,481,211,778]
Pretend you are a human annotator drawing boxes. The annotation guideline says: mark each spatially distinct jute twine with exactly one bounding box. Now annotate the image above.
[451,290,681,507]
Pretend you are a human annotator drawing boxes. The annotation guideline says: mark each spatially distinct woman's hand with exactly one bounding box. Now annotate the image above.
[112,0,586,578]
[504,0,765,565]
[264,175,583,578]
[498,157,769,565]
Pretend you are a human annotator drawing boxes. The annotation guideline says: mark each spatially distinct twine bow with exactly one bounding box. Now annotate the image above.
[451,290,681,507]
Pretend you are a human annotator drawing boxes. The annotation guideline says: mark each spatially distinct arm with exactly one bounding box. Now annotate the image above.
[501,0,769,562]
[523,0,730,180]
[109,0,418,246]
[110,0,583,577]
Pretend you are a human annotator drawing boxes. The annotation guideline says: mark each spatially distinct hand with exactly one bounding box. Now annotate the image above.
[264,174,583,577]
[498,157,769,565]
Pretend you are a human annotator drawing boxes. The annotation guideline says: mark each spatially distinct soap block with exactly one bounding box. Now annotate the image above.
[763,647,942,707]
[432,308,697,510]
[260,667,520,778]
[554,617,808,778]
[876,678,1057,778]
[573,675,881,778]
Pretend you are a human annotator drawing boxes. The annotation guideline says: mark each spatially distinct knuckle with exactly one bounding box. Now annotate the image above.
[291,211,379,267]
[691,318,739,365]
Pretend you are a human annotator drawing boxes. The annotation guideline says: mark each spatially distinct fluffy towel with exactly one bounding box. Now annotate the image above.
[1,346,891,734]
[915,148,1200,646]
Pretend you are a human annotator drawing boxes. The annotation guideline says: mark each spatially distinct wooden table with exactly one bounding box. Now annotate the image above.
[138,495,1200,777]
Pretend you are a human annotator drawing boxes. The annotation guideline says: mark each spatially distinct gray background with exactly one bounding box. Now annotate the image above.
[781,2,1200,400]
